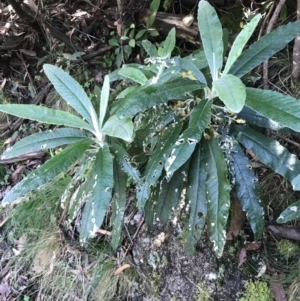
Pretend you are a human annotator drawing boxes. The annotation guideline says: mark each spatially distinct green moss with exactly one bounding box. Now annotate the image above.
[276,239,299,260]
[239,281,273,301]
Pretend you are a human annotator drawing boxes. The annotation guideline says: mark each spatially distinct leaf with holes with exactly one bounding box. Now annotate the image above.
[202,137,231,257]
[111,161,127,250]
[1,128,90,160]
[110,142,142,185]
[115,78,203,119]
[231,138,264,239]
[154,163,188,224]
[183,143,207,255]
[79,145,114,243]
[137,122,182,208]
[165,99,212,179]
[277,200,300,223]
[2,139,92,205]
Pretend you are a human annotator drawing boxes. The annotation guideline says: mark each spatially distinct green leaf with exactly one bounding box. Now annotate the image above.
[101,115,133,142]
[162,27,176,58]
[116,78,203,118]
[2,139,92,205]
[146,0,160,28]
[231,139,264,239]
[129,39,135,48]
[198,0,223,79]
[154,163,188,224]
[43,64,97,128]
[111,161,127,250]
[202,137,231,257]
[0,104,94,133]
[174,57,207,85]
[110,142,142,185]
[223,14,261,74]
[165,99,212,178]
[99,75,110,129]
[229,20,300,78]
[183,143,207,255]
[234,125,300,187]
[118,67,148,85]
[142,40,158,57]
[277,200,300,223]
[245,88,300,133]
[137,122,183,208]
[213,74,246,113]
[1,128,90,160]
[79,145,114,243]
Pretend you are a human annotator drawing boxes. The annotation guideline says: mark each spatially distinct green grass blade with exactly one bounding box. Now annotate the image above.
[2,139,92,205]
[1,128,90,160]
[0,104,94,132]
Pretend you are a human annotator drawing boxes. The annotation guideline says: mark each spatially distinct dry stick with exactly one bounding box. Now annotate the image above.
[263,0,287,90]
[269,130,300,148]
[292,0,300,82]
[121,216,144,263]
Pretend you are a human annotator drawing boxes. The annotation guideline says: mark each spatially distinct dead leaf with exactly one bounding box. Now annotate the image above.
[256,264,267,278]
[269,273,287,301]
[96,229,111,236]
[226,199,245,240]
[238,247,247,267]
[113,264,131,276]
[19,49,37,57]
[0,283,10,297]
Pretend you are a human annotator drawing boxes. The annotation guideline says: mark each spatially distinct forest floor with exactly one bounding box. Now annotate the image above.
[1,0,300,300]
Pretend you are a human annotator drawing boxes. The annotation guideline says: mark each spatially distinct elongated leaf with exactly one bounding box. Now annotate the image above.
[162,27,176,58]
[1,128,90,160]
[202,137,231,257]
[110,142,142,185]
[277,200,300,223]
[142,40,158,57]
[154,163,188,224]
[0,104,94,132]
[223,14,261,74]
[245,88,300,133]
[174,57,207,85]
[137,122,182,208]
[101,115,134,142]
[43,64,97,127]
[231,139,264,239]
[183,143,207,255]
[99,75,110,129]
[234,125,300,187]
[2,139,92,205]
[213,74,246,113]
[116,78,203,118]
[165,99,212,178]
[229,20,300,78]
[79,145,114,243]
[198,0,223,79]
[111,161,127,249]
[118,67,148,85]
